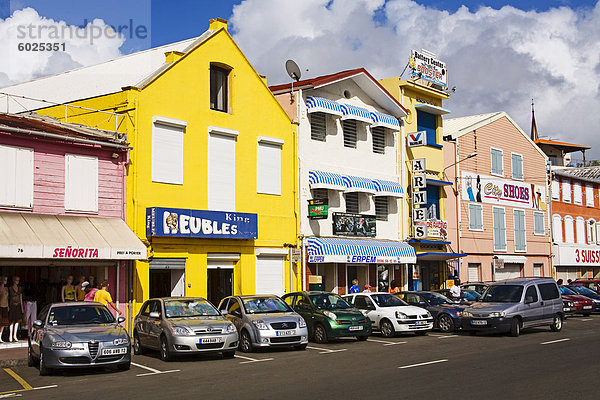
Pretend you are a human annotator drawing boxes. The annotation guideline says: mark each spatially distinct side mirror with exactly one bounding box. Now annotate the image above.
[117,316,126,324]
[33,320,43,328]
[149,311,160,319]
[525,296,535,304]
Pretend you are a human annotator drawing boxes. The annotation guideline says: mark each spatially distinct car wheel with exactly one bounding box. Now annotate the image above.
[356,335,368,341]
[27,341,36,367]
[294,344,307,351]
[159,335,172,361]
[437,314,454,333]
[222,350,236,359]
[239,330,253,353]
[133,331,144,355]
[550,314,563,332]
[39,348,51,376]
[314,324,328,344]
[380,319,395,338]
[509,318,520,337]
[117,362,131,371]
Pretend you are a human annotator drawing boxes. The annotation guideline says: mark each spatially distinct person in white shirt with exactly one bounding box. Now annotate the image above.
[449,279,461,300]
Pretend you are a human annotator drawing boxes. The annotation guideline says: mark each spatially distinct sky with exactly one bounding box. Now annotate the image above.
[1,0,599,159]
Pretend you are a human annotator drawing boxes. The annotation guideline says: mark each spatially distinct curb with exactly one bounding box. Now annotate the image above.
[0,358,28,368]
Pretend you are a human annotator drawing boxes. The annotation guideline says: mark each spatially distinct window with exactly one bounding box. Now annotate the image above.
[573,181,583,205]
[227,299,242,316]
[140,301,151,316]
[468,263,480,282]
[210,65,229,112]
[533,264,543,277]
[312,188,328,201]
[354,296,371,310]
[564,215,574,243]
[257,139,282,195]
[152,120,185,185]
[65,154,98,212]
[586,184,594,207]
[345,192,359,214]
[283,295,295,307]
[552,214,562,243]
[310,112,326,141]
[468,203,483,230]
[562,179,571,203]
[525,286,538,302]
[576,217,586,244]
[538,283,560,300]
[587,219,597,244]
[374,197,388,221]
[426,186,440,220]
[416,110,437,146]
[372,126,386,154]
[343,120,357,148]
[513,209,526,252]
[511,153,523,179]
[493,207,506,251]
[551,178,560,200]
[491,148,503,175]
[0,144,33,208]
[208,133,236,211]
[534,212,545,235]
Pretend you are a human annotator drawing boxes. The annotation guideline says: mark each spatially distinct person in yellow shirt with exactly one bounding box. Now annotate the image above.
[94,281,122,315]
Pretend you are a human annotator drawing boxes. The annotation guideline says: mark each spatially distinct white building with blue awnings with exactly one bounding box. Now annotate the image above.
[271,68,412,295]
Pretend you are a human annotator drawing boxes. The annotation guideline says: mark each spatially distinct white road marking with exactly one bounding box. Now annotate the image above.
[579,318,592,321]
[234,355,274,364]
[427,334,447,337]
[540,338,571,345]
[33,385,58,390]
[367,338,407,346]
[131,362,180,376]
[0,394,21,398]
[131,362,161,373]
[306,346,347,354]
[437,335,458,339]
[384,341,407,346]
[399,359,448,369]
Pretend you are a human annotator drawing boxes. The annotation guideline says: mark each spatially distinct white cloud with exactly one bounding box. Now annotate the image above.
[0,7,124,87]
[231,0,600,159]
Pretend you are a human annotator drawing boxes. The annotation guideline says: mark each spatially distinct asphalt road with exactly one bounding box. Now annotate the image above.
[2,315,599,400]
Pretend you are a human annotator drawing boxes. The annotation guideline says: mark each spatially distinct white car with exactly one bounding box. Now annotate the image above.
[343,292,433,337]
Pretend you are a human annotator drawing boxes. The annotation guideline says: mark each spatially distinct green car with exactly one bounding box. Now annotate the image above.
[282,291,371,343]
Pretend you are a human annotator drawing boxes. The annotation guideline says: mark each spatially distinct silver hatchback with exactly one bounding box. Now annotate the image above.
[133,297,238,361]
[218,295,309,352]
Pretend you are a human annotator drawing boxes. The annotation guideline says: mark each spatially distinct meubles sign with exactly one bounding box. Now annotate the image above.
[461,172,547,210]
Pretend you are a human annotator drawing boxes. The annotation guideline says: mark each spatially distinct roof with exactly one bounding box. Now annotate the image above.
[269,68,408,117]
[534,139,591,153]
[552,166,600,183]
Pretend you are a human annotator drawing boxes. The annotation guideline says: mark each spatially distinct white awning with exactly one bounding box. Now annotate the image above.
[0,213,146,260]
[495,255,527,264]
[415,103,451,115]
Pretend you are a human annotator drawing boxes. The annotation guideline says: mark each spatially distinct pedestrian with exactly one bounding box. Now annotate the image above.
[450,279,461,300]
[567,279,572,285]
[363,284,372,293]
[557,278,563,286]
[61,275,76,302]
[349,279,360,294]
[389,280,401,294]
[93,281,122,315]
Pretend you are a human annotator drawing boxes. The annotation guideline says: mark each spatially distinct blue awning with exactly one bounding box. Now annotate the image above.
[372,179,404,197]
[370,111,400,130]
[308,170,346,190]
[307,237,417,264]
[306,96,343,116]
[339,103,373,124]
[343,175,378,193]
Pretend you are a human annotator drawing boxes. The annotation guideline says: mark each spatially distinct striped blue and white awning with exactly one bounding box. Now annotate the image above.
[306,96,343,116]
[343,175,378,193]
[307,237,416,264]
[339,103,373,124]
[370,111,400,130]
[372,179,404,197]
[308,170,346,190]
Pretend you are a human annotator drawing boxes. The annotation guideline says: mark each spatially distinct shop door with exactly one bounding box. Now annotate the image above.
[149,258,186,298]
[347,264,368,291]
[255,256,285,296]
[494,264,522,281]
[468,263,480,282]
[207,261,234,306]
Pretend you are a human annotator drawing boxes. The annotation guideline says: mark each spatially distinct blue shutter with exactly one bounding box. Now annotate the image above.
[512,154,523,179]
[493,208,506,250]
[417,111,437,146]
[514,210,526,251]
[469,204,483,230]
[491,149,503,175]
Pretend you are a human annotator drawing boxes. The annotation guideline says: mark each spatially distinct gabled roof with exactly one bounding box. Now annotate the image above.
[269,68,408,117]
[534,139,590,153]
[553,166,600,183]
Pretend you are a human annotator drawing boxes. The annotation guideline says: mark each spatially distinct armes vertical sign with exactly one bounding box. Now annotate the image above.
[411,158,428,238]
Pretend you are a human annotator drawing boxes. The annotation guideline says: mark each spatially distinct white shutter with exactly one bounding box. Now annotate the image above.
[257,142,281,195]
[255,256,285,296]
[14,148,34,208]
[468,263,480,282]
[586,184,594,207]
[576,217,586,244]
[65,154,98,212]
[533,264,542,277]
[0,145,17,206]
[495,264,522,280]
[564,216,574,243]
[552,214,562,243]
[208,133,236,211]
[552,178,560,200]
[596,223,600,245]
[573,182,583,205]
[562,179,571,203]
[152,122,184,184]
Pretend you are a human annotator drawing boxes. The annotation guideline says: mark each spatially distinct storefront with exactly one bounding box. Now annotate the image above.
[409,240,466,290]
[553,244,600,281]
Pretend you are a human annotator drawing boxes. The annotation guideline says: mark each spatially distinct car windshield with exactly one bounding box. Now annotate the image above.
[420,292,452,305]
[309,294,352,310]
[164,299,220,318]
[481,285,524,302]
[569,286,597,296]
[371,294,408,307]
[559,286,577,296]
[242,297,291,314]
[48,305,115,326]
[462,290,481,301]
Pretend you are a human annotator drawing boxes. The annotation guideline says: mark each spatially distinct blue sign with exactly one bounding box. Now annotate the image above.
[146,207,258,239]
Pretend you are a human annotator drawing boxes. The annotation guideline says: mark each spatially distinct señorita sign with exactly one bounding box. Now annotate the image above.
[461,171,547,210]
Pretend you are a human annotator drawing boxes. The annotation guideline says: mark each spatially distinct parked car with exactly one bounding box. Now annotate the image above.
[396,291,465,333]
[436,289,481,305]
[218,295,309,352]
[460,282,489,295]
[562,299,575,318]
[461,278,564,337]
[282,291,371,343]
[342,292,433,337]
[28,302,130,375]
[558,286,594,316]
[566,285,600,312]
[133,297,238,361]
[569,279,600,295]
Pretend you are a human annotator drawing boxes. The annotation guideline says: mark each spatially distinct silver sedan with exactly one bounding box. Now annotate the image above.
[133,297,238,361]
[218,295,308,352]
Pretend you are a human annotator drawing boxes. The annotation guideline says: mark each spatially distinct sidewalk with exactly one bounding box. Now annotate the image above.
[0,341,28,367]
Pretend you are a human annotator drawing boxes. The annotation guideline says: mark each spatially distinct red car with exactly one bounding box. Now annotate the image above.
[560,286,594,316]
[569,279,600,295]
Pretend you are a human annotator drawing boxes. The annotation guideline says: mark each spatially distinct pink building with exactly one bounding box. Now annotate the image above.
[0,113,145,339]
[444,112,551,283]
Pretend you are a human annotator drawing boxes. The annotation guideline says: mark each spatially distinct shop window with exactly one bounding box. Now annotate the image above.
[65,154,98,212]
[552,214,563,243]
[152,119,185,185]
[564,215,574,243]
[492,207,506,251]
[586,184,594,207]
[551,178,560,200]
[511,153,523,179]
[468,203,483,230]
[343,120,357,148]
[257,139,282,195]
[426,186,440,220]
[573,182,583,205]
[208,133,236,211]
[372,126,386,154]
[491,148,503,176]
[534,211,545,235]
[0,144,33,209]
[310,112,326,142]
[210,64,229,112]
[513,209,526,252]
[374,196,388,221]
[416,110,437,146]
[576,217,586,244]
[345,192,359,214]
[562,179,571,203]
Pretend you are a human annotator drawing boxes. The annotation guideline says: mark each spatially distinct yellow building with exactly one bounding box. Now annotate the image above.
[4,18,299,322]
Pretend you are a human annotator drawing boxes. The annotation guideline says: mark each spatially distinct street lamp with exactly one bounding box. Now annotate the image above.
[443,152,477,172]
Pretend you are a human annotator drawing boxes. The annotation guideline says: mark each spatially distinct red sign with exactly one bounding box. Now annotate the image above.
[52,247,99,258]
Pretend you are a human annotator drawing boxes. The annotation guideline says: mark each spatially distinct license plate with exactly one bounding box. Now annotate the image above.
[199,337,223,344]
[471,320,487,325]
[349,325,363,331]
[415,320,428,326]
[101,347,127,356]
[583,306,592,309]
[275,330,294,336]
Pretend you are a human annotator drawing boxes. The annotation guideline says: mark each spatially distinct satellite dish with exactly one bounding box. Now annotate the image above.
[286,59,301,82]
